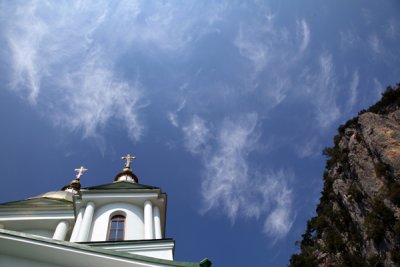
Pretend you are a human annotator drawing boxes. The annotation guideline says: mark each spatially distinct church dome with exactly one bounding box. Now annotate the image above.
[114,153,139,183]
[61,178,81,192]
[114,167,139,183]
[27,166,87,203]
[33,190,74,202]
[60,166,87,194]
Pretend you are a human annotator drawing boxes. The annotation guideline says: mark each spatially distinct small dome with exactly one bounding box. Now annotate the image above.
[61,178,81,193]
[114,167,139,183]
[115,153,139,183]
[34,191,74,202]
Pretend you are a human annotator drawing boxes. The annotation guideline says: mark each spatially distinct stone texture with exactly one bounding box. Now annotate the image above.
[290,87,400,266]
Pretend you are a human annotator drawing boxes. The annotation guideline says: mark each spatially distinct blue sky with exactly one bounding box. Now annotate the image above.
[1,1,400,266]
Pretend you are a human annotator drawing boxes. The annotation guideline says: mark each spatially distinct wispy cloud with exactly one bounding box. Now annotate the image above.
[6,2,48,104]
[233,11,312,111]
[131,2,227,51]
[168,113,180,128]
[304,52,340,129]
[261,171,293,240]
[368,34,383,55]
[4,1,210,143]
[263,76,291,109]
[52,50,147,141]
[297,19,310,53]
[295,138,320,158]
[2,1,231,143]
[168,99,186,128]
[339,30,358,50]
[182,115,210,154]
[201,113,260,219]
[182,113,294,239]
[234,12,311,74]
[373,77,384,98]
[234,23,270,74]
[347,71,359,110]
[385,18,399,39]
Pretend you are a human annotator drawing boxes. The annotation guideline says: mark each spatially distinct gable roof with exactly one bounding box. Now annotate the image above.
[0,195,73,211]
[83,181,160,191]
[0,182,160,207]
[0,181,161,208]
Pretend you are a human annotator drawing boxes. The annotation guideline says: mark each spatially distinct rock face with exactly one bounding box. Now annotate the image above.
[290,85,400,266]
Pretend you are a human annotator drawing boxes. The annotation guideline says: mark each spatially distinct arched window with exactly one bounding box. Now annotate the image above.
[107,214,125,241]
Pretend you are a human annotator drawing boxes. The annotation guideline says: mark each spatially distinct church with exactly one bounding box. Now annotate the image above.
[0,154,211,267]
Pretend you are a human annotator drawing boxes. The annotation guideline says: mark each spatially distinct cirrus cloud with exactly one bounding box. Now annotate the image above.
[182,113,294,240]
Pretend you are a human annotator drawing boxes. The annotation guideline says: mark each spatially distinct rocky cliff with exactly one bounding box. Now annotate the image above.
[290,85,400,266]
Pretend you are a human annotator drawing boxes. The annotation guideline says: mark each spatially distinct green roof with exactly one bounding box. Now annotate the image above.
[83,181,160,191]
[0,196,73,209]
[0,182,160,207]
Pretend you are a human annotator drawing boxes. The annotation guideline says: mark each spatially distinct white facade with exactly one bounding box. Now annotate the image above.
[0,180,171,260]
[0,161,212,267]
[0,196,75,241]
[70,189,166,241]
[90,202,144,241]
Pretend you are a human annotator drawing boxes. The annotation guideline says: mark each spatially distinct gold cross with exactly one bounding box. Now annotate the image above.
[74,166,88,180]
[121,153,136,168]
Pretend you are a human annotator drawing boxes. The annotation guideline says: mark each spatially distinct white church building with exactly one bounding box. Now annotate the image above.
[0,154,211,267]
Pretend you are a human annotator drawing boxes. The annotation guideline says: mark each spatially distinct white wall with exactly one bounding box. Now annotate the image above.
[127,249,173,261]
[89,203,144,241]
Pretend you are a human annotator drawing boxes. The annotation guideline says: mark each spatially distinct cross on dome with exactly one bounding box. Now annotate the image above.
[121,153,136,169]
[74,166,88,180]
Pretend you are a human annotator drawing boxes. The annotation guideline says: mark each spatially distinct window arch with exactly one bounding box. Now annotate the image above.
[107,214,126,241]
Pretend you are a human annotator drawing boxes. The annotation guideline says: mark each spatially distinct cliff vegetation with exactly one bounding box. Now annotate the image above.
[290,84,400,266]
